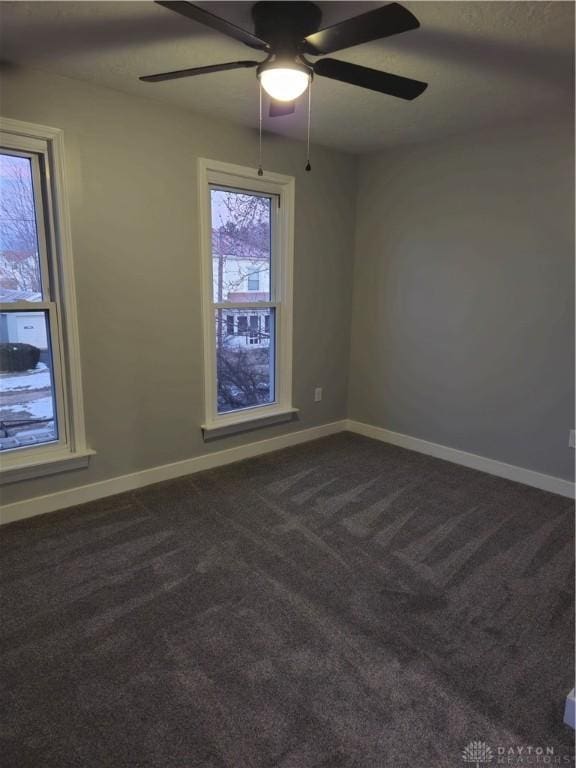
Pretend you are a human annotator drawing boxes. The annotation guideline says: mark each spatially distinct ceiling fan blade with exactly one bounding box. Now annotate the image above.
[140,60,259,83]
[269,100,296,117]
[303,2,419,55]
[314,58,427,100]
[155,1,269,51]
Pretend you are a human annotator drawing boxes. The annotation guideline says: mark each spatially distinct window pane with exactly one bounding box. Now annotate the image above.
[211,188,271,303]
[0,311,58,450]
[0,153,43,302]
[216,308,275,413]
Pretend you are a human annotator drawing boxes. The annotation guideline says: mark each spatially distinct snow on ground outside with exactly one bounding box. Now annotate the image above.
[0,362,54,420]
[0,363,50,390]
[1,397,54,419]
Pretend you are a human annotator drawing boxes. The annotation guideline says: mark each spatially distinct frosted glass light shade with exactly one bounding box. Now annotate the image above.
[259,67,310,101]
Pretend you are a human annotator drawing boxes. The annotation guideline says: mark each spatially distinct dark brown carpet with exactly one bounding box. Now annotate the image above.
[1,433,574,767]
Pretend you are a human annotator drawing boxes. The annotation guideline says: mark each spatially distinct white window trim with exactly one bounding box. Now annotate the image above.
[0,117,93,484]
[198,158,296,436]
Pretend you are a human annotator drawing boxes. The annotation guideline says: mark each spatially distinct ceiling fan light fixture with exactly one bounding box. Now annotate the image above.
[258,63,310,102]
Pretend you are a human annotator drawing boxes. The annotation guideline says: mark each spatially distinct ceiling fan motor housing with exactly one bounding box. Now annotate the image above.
[252,1,322,56]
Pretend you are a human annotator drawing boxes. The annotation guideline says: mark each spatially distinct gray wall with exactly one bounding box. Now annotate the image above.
[0,67,357,506]
[1,67,573,508]
[349,116,575,481]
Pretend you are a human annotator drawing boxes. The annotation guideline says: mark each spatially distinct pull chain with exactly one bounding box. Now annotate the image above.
[258,83,264,176]
[305,77,312,172]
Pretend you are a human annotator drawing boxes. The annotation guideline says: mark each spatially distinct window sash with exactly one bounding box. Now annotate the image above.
[209,183,277,305]
[0,302,67,452]
[213,304,279,412]
[0,148,52,303]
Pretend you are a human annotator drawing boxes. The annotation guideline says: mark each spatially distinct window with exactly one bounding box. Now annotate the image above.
[199,159,295,435]
[0,118,90,482]
[247,272,259,291]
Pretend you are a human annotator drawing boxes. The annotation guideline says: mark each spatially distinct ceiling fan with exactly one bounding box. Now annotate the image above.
[140,1,428,116]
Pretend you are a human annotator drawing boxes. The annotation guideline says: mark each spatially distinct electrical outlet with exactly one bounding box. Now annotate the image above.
[569,430,575,449]
[314,387,322,402]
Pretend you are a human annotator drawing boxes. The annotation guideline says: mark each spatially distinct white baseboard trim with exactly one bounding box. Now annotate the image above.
[0,420,347,526]
[345,420,575,499]
[3,417,573,525]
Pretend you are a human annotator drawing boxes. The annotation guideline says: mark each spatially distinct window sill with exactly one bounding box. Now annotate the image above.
[0,447,95,485]
[202,407,299,441]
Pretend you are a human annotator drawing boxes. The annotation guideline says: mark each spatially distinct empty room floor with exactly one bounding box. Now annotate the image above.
[1,433,574,767]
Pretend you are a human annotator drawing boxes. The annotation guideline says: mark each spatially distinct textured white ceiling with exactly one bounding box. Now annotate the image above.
[0,1,573,153]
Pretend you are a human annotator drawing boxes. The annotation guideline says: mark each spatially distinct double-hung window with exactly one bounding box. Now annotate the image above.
[0,118,90,482]
[198,159,295,437]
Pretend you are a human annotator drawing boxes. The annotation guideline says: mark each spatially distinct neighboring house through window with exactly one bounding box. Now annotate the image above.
[198,158,295,436]
[0,118,90,482]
